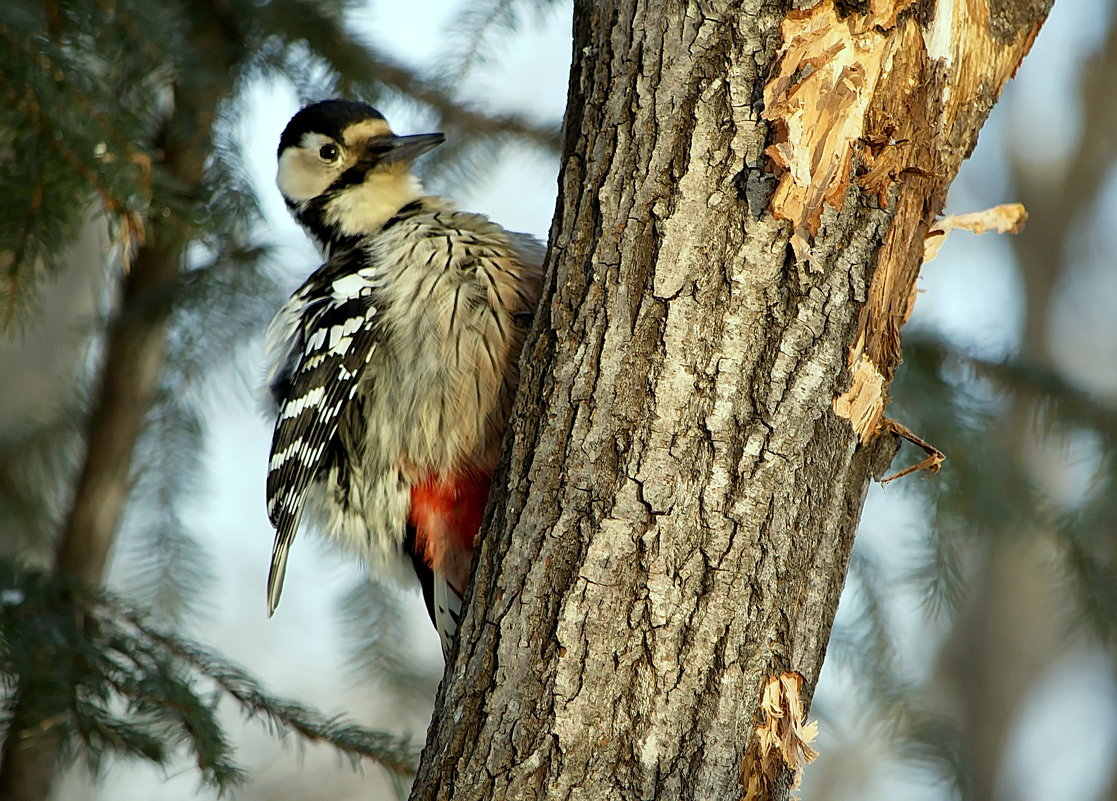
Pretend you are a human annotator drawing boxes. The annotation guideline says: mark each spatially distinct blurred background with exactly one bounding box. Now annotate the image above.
[0,1,1114,799]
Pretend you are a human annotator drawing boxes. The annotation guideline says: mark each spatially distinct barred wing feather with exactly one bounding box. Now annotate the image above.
[265,248,381,615]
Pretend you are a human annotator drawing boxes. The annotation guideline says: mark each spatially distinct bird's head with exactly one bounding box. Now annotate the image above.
[276,100,444,249]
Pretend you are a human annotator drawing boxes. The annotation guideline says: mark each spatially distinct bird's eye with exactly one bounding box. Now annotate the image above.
[318,143,339,162]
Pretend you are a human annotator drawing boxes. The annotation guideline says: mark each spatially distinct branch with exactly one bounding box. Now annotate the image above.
[368,52,562,153]
[256,0,562,153]
[905,335,1117,440]
[0,561,419,790]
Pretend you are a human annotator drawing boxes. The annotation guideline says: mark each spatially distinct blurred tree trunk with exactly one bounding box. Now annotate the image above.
[0,12,241,798]
[0,219,109,565]
[411,1,1050,800]
[0,127,183,801]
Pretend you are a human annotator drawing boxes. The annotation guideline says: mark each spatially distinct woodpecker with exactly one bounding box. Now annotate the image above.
[263,99,543,655]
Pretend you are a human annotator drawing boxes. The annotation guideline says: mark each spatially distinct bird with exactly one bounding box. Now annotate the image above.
[262,99,543,655]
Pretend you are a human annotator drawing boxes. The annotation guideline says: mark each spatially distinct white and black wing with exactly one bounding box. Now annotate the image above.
[265,247,382,615]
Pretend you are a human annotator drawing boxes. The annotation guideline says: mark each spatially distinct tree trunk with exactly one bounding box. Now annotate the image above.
[412,0,1050,799]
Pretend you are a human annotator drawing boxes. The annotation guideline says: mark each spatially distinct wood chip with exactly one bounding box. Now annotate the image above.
[923,203,1028,263]
[833,354,887,444]
[740,672,819,801]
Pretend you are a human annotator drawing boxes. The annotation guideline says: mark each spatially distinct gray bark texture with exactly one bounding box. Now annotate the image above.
[408,0,1050,799]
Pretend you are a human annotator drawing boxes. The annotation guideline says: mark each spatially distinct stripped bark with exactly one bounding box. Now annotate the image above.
[410,0,1050,799]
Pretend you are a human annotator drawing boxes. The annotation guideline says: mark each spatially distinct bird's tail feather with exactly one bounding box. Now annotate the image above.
[267,531,292,617]
[433,576,463,659]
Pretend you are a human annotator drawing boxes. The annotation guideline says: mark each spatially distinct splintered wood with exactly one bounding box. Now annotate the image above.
[831,203,1025,468]
[923,203,1029,263]
[762,0,918,267]
[879,418,945,483]
[831,353,886,445]
[762,0,1045,477]
[740,672,819,801]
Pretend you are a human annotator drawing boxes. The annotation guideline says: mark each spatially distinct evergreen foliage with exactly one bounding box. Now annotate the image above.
[0,560,419,790]
[899,335,1117,635]
[0,0,559,795]
[824,330,1117,795]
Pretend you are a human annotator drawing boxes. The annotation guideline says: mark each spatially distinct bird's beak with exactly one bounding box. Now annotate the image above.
[381,132,445,164]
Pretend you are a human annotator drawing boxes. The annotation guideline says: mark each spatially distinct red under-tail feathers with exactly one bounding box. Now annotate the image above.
[408,470,490,592]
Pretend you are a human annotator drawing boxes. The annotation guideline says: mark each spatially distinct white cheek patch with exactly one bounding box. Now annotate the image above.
[278,149,329,203]
[277,133,346,203]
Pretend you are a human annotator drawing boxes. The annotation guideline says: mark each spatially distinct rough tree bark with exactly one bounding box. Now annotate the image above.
[410,0,1050,799]
[400,0,1051,798]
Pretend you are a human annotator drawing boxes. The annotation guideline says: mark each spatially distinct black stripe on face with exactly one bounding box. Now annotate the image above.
[326,137,398,192]
[293,197,362,253]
